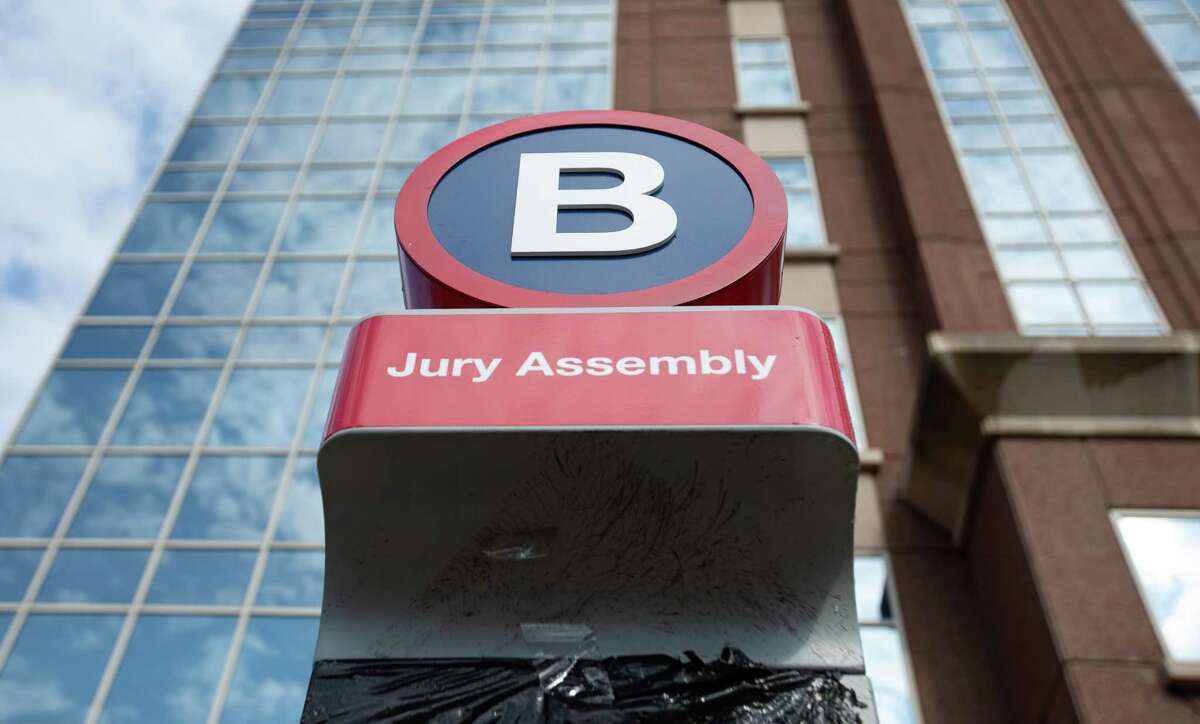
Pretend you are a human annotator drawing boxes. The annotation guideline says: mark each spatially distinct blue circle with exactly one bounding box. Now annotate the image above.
[425,126,754,294]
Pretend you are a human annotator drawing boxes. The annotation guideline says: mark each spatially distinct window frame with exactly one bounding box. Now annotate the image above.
[731,36,804,109]
[1110,509,1200,686]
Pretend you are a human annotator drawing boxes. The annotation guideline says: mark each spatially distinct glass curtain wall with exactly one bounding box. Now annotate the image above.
[901,0,1168,336]
[0,0,614,722]
[1123,0,1200,108]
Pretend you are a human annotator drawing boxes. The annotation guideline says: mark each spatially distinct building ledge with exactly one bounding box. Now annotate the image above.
[784,244,840,262]
[904,332,1200,542]
[735,102,810,118]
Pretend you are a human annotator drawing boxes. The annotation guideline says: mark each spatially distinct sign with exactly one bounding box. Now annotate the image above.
[316,307,861,668]
[394,111,787,308]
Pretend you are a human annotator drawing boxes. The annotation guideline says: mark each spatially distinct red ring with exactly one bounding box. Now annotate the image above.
[394,110,786,307]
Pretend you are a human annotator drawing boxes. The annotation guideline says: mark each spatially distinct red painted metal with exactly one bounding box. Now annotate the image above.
[394,111,787,309]
[325,308,854,442]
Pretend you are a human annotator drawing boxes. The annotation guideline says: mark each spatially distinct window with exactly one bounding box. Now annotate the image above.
[1112,511,1200,684]
[155,169,225,193]
[257,260,346,317]
[315,120,389,161]
[341,259,404,317]
[1123,0,1200,108]
[901,0,1167,336]
[69,455,185,538]
[264,75,335,117]
[195,76,268,118]
[148,552,256,604]
[199,200,286,253]
[173,456,284,539]
[101,615,236,721]
[258,551,324,607]
[733,37,801,107]
[170,123,245,163]
[280,198,365,252]
[152,325,238,359]
[242,121,317,161]
[0,549,41,600]
[15,368,130,446]
[856,555,920,724]
[0,455,87,536]
[332,75,401,116]
[767,158,829,249]
[85,261,180,317]
[111,368,221,446]
[222,617,319,723]
[172,260,264,317]
[121,201,210,253]
[61,325,150,359]
[39,549,148,603]
[207,367,314,447]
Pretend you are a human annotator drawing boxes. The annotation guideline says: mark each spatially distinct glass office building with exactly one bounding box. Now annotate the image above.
[0,1,615,721]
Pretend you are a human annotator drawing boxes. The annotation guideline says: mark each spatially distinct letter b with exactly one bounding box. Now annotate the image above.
[510,152,679,256]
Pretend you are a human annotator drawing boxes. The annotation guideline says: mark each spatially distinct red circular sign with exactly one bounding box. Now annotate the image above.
[394,110,787,308]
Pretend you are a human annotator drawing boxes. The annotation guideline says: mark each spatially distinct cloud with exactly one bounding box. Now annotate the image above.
[0,0,248,445]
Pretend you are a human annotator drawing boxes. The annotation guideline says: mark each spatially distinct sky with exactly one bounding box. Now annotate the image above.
[0,0,249,444]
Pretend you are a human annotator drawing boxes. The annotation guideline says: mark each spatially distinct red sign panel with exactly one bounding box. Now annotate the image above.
[325,307,854,442]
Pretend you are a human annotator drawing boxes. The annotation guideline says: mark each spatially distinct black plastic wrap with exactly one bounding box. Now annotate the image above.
[302,647,864,723]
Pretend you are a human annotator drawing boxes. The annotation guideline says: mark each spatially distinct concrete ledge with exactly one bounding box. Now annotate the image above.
[904,332,1200,541]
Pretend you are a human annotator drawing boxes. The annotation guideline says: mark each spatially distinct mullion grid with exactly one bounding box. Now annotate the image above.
[0,0,316,718]
[902,0,1168,336]
[81,0,335,718]
[0,0,619,718]
[1122,0,1200,108]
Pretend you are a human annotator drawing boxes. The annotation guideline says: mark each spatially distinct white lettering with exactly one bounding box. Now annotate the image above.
[648,355,697,376]
[747,354,776,381]
[473,358,502,383]
[510,152,678,256]
[516,352,555,377]
[616,356,645,376]
[699,349,731,375]
[586,357,614,376]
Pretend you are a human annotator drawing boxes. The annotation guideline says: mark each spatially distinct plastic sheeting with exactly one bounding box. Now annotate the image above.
[302,647,865,723]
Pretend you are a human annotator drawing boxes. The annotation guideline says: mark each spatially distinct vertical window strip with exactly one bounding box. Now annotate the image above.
[767,156,830,249]
[733,37,802,108]
[855,554,921,724]
[1122,0,1200,109]
[900,0,1167,336]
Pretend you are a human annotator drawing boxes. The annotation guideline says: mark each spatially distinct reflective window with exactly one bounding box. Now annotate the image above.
[39,549,148,603]
[341,259,403,317]
[258,551,324,607]
[148,551,256,604]
[232,26,291,48]
[15,368,129,446]
[173,260,263,317]
[70,456,185,538]
[543,69,608,111]
[390,118,459,160]
[0,456,87,537]
[377,163,414,194]
[358,20,419,46]
[173,456,284,540]
[242,122,317,162]
[1113,513,1200,670]
[315,120,389,161]
[228,165,298,192]
[152,325,239,359]
[1123,0,1200,107]
[121,201,209,253]
[222,617,319,724]
[155,170,225,193]
[199,200,286,253]
[276,458,324,543]
[901,0,1167,336]
[85,261,179,317]
[111,368,221,446]
[767,158,829,249]
[208,368,314,447]
[285,50,344,71]
[281,199,364,253]
[0,614,122,722]
[102,615,235,723]
[360,197,398,253]
[295,22,354,48]
[170,123,244,163]
[332,75,401,116]
[733,38,801,107]
[257,260,345,317]
[242,325,327,361]
[195,77,267,118]
[304,164,375,192]
[348,48,410,69]
[264,75,335,116]
[422,18,480,43]
[220,51,280,72]
[61,325,150,359]
[472,71,537,113]
[855,556,919,724]
[0,549,41,601]
[402,71,469,114]
[326,324,354,363]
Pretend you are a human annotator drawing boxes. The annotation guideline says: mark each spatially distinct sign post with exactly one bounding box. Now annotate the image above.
[302,112,874,722]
